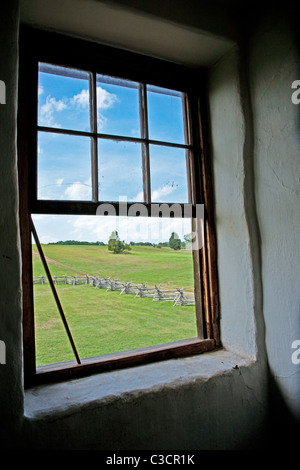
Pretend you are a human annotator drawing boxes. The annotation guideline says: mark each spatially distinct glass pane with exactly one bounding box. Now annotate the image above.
[149,145,189,203]
[96,74,141,137]
[38,132,92,201]
[31,214,197,367]
[98,139,143,202]
[38,63,91,132]
[147,85,186,144]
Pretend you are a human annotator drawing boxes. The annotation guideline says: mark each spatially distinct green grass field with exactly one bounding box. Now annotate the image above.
[32,244,198,366]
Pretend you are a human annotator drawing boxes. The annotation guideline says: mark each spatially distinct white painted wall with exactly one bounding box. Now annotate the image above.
[19,0,234,67]
[209,9,300,430]
[208,46,263,361]
[248,13,300,422]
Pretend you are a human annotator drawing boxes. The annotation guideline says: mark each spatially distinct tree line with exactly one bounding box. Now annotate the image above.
[48,240,106,246]
[48,232,193,253]
[107,231,190,254]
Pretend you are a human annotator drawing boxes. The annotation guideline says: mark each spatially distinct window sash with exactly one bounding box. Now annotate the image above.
[36,73,193,208]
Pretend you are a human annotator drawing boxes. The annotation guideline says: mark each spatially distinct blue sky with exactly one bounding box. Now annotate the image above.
[34,64,192,244]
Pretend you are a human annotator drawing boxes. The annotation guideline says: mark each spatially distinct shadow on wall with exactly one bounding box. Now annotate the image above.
[234,373,300,450]
[266,373,300,449]
[292,8,300,143]
[267,12,300,449]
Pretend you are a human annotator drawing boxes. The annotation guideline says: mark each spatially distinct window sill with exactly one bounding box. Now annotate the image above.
[24,348,253,420]
[27,338,215,387]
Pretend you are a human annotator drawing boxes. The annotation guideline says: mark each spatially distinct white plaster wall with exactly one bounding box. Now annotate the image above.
[22,351,267,450]
[248,14,300,422]
[19,0,234,67]
[207,47,262,360]
[208,12,300,428]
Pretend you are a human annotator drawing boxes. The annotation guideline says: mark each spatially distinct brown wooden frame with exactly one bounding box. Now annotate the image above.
[18,25,220,388]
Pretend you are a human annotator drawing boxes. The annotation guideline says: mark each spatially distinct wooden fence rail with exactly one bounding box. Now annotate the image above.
[152,284,178,302]
[33,274,88,285]
[33,274,195,306]
[173,289,196,306]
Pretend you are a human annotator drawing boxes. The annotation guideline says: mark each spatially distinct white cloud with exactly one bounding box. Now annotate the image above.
[70,86,118,111]
[32,212,193,245]
[69,214,191,244]
[97,115,107,130]
[71,215,116,242]
[40,95,67,127]
[39,86,118,129]
[134,191,144,202]
[151,183,177,202]
[70,87,118,130]
[134,183,177,203]
[70,215,148,243]
[70,89,89,108]
[63,180,92,200]
[97,86,119,110]
[38,85,44,95]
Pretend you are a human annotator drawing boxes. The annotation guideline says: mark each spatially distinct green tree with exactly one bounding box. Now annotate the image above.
[169,232,181,250]
[108,231,126,254]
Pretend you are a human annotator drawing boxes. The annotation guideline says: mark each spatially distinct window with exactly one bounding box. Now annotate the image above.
[18,27,220,387]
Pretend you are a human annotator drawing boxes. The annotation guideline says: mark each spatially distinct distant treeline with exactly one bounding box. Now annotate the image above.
[48,240,106,246]
[48,240,169,246]
[48,240,187,248]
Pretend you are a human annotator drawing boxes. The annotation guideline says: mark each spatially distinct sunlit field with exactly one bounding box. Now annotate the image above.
[32,244,197,366]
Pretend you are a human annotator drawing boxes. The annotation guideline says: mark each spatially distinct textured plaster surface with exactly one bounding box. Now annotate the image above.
[248,15,300,420]
[20,0,234,67]
[23,350,267,450]
[208,47,260,360]
[24,350,251,419]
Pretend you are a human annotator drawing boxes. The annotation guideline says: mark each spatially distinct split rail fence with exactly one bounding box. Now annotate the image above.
[33,274,195,306]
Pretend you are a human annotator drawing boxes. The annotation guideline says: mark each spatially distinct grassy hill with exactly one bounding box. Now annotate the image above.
[32,244,198,367]
[32,244,195,290]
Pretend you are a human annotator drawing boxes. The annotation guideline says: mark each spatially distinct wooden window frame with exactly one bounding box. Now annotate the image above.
[18,26,220,388]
